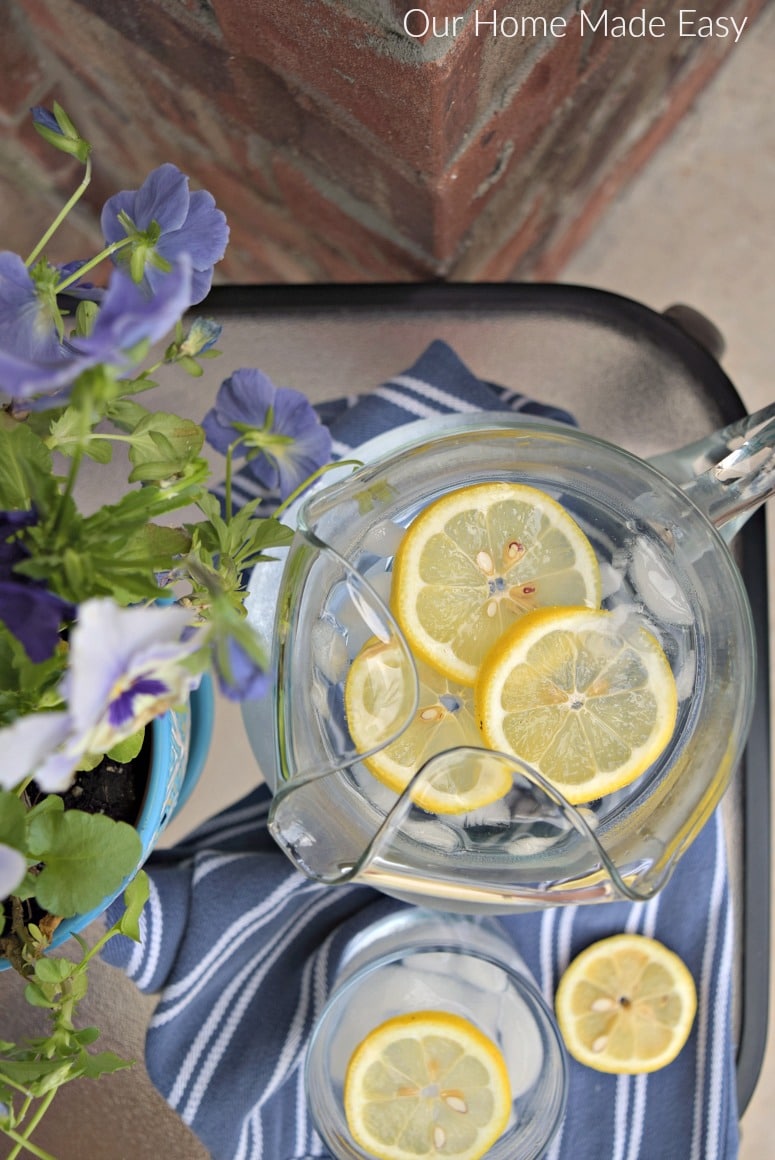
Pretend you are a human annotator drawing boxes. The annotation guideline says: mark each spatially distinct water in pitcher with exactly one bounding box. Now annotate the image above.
[313,475,699,844]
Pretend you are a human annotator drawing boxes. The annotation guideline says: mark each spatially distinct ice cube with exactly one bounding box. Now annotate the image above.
[362,519,406,557]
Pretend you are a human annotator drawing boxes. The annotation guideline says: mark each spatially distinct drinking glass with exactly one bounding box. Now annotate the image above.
[305,909,568,1159]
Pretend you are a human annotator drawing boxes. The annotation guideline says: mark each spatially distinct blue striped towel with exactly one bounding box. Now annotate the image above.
[103,341,738,1160]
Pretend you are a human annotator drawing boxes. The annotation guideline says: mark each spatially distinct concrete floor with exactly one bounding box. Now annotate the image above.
[1,6,774,1156]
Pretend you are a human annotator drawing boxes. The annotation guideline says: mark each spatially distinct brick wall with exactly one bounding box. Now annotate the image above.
[0,0,766,282]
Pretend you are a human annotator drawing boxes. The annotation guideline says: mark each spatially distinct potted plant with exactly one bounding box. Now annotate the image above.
[0,104,333,1157]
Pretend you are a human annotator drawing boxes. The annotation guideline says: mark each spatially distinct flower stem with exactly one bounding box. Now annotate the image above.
[5,1092,58,1160]
[77,922,118,966]
[54,238,132,293]
[52,445,85,539]
[273,459,362,519]
[224,444,236,522]
[51,392,94,538]
[24,158,92,268]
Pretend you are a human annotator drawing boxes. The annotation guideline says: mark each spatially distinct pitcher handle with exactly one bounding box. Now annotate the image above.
[648,402,775,543]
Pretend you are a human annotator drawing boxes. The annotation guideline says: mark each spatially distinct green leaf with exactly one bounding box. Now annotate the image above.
[107,729,144,764]
[73,1027,101,1047]
[195,491,222,522]
[130,521,191,564]
[48,408,112,463]
[67,969,88,1005]
[74,752,103,774]
[115,870,149,942]
[177,356,204,377]
[31,1061,82,1096]
[22,499,193,606]
[26,809,142,918]
[126,412,204,482]
[25,794,64,823]
[11,872,40,901]
[78,1050,134,1079]
[114,375,159,398]
[0,628,66,728]
[0,423,56,510]
[34,957,76,985]
[63,547,86,593]
[74,299,99,337]
[240,515,295,557]
[0,1057,74,1088]
[105,399,150,431]
[23,982,56,1009]
[0,792,27,852]
[50,102,91,164]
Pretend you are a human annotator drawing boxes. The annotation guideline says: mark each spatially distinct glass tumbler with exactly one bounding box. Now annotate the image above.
[305,909,567,1160]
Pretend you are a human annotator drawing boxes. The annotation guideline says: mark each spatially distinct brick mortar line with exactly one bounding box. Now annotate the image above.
[275,148,439,263]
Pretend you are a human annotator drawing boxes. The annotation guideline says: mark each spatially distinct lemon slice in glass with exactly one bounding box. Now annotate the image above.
[344,1010,512,1160]
[391,482,602,685]
[344,637,511,814]
[555,933,697,1074]
[475,606,678,804]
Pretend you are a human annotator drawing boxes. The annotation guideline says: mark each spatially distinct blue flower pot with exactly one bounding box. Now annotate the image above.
[1,677,214,965]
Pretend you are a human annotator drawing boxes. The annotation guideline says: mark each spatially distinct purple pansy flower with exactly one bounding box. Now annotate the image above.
[0,599,208,793]
[85,261,192,365]
[0,255,192,403]
[56,260,105,305]
[101,164,229,307]
[202,368,333,500]
[212,635,271,702]
[0,510,74,661]
[0,252,62,366]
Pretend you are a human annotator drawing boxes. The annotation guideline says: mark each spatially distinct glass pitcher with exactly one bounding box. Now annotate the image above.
[243,407,772,911]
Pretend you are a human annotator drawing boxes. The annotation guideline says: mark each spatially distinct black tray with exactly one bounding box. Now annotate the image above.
[199,281,771,1113]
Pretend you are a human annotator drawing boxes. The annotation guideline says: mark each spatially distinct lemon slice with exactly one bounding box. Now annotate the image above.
[391,483,602,685]
[344,637,511,814]
[344,1010,512,1160]
[555,933,697,1074]
[475,606,678,804]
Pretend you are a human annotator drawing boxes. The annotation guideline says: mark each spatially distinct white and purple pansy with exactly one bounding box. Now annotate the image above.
[0,599,208,793]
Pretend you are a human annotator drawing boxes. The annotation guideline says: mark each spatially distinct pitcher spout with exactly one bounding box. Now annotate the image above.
[268,747,670,910]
